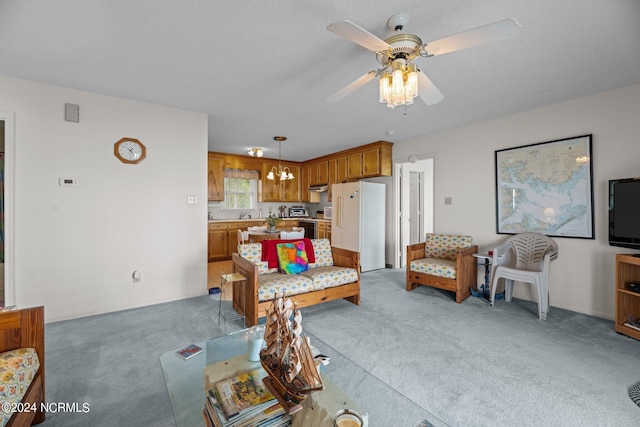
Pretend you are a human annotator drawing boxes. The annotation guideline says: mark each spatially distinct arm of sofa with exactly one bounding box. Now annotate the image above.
[0,306,45,425]
[455,244,479,296]
[232,252,260,327]
[406,242,426,263]
[331,247,360,271]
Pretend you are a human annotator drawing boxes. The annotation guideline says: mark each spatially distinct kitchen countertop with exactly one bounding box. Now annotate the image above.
[208,218,330,223]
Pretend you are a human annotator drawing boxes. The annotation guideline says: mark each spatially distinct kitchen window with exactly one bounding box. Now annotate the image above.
[223,169,259,210]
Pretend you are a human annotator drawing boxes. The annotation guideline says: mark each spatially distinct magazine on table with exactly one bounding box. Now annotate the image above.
[204,367,291,427]
[175,343,204,360]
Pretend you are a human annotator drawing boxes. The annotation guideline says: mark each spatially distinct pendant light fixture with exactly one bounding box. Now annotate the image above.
[266,136,294,181]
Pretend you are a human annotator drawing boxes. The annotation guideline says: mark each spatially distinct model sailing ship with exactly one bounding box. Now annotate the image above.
[260,295,324,411]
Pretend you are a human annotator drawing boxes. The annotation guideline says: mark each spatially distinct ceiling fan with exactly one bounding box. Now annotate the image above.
[326,13,521,108]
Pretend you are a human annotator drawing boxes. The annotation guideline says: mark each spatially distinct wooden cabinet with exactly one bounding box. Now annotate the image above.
[208,223,228,261]
[317,221,331,240]
[308,160,329,186]
[281,165,301,202]
[207,155,224,201]
[261,162,300,202]
[347,152,363,179]
[362,146,381,176]
[300,165,310,203]
[345,143,392,179]
[615,254,640,340]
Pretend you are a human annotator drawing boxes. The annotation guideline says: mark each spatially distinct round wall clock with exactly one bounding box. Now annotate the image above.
[114,137,146,164]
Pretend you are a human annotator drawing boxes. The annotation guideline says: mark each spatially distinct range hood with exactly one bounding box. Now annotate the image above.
[308,185,328,192]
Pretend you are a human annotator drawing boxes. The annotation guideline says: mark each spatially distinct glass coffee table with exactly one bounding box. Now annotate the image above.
[160,329,447,427]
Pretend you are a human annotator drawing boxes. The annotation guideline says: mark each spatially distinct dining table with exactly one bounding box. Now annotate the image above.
[247,228,294,243]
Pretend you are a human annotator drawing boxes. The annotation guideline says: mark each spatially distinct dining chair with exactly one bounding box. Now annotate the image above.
[489,232,558,320]
[280,229,305,239]
[237,229,249,245]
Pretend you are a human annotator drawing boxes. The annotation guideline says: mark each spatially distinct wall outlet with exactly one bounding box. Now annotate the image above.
[187,195,197,204]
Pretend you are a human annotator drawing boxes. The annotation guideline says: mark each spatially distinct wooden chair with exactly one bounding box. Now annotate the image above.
[0,306,45,426]
[406,233,478,303]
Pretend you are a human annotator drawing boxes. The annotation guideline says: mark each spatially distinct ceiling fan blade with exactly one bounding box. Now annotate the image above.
[326,70,378,103]
[424,18,521,56]
[327,20,391,53]
[417,69,444,106]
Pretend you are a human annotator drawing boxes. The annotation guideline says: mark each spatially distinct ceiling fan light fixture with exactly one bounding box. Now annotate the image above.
[380,59,419,109]
[379,70,391,103]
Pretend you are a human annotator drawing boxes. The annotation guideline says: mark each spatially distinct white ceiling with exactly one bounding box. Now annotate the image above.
[1,1,639,161]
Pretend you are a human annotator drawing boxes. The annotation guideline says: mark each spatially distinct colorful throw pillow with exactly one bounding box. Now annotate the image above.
[276,241,309,274]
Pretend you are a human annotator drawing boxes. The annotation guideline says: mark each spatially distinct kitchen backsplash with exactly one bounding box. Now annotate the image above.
[208,192,330,220]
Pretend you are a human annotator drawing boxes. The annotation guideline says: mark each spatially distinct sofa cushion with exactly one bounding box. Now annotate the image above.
[257,273,315,302]
[237,243,278,275]
[424,234,473,261]
[0,347,40,427]
[410,257,458,279]
[307,239,333,268]
[299,266,359,290]
[276,241,309,274]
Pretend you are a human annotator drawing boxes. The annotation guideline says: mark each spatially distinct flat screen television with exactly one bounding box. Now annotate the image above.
[609,177,640,250]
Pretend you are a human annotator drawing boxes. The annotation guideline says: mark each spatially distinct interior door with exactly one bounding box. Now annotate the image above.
[409,171,423,244]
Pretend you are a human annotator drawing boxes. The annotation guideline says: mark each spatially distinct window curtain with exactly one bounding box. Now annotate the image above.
[224,169,259,180]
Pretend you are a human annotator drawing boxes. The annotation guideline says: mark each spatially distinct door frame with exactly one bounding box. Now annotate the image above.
[0,111,15,305]
[393,154,435,268]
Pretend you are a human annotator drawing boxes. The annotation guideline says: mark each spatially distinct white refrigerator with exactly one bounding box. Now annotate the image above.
[331,181,385,272]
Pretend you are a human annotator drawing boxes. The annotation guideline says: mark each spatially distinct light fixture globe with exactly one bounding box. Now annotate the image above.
[248,147,264,157]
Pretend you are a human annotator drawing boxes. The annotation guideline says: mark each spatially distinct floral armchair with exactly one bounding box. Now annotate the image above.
[406,233,478,303]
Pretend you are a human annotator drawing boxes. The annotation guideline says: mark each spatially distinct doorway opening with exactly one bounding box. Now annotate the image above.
[394,156,434,268]
[0,111,15,308]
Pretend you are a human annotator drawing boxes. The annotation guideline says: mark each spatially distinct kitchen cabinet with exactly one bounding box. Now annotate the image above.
[300,165,310,203]
[362,146,381,176]
[346,152,363,179]
[317,221,328,239]
[345,141,392,179]
[328,157,347,202]
[281,164,301,202]
[208,223,228,261]
[308,160,328,185]
[261,162,300,202]
[207,155,224,201]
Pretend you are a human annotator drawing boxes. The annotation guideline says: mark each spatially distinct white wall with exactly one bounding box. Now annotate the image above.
[0,76,208,322]
[393,83,640,319]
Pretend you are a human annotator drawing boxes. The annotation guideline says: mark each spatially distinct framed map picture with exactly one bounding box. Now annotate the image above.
[495,134,594,239]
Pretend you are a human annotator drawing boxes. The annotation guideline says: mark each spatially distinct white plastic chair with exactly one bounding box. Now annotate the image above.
[280,229,305,239]
[489,232,558,320]
[237,229,249,245]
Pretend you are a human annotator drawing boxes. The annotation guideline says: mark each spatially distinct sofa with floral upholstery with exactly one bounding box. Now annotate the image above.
[232,238,361,326]
[406,233,478,303]
[0,306,45,427]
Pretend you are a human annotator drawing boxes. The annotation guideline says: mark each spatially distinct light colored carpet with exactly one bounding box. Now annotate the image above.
[42,268,640,426]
